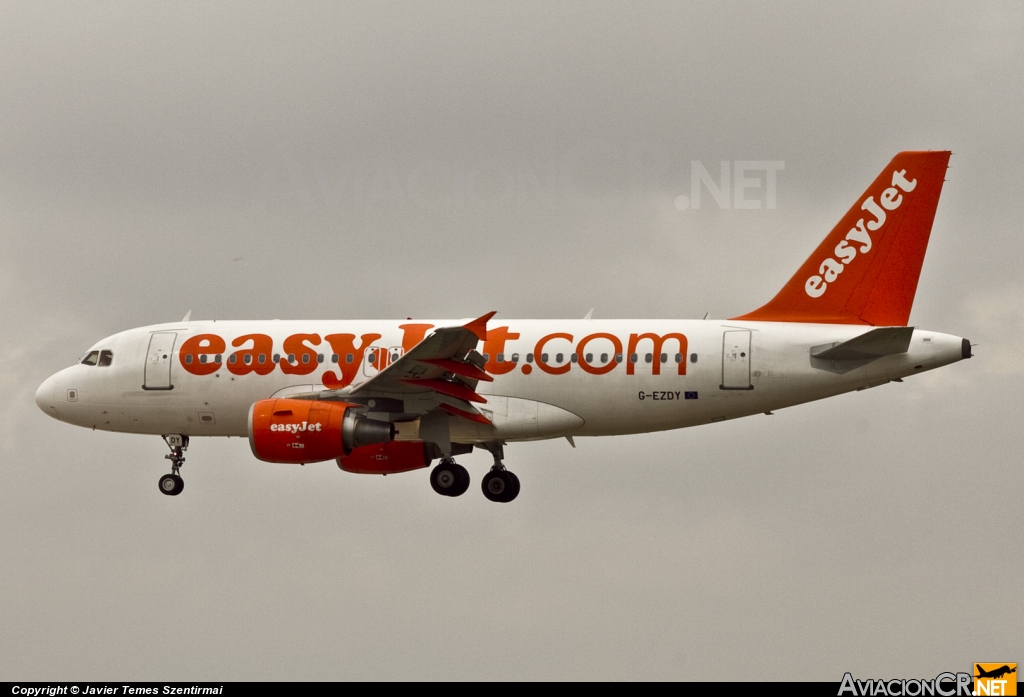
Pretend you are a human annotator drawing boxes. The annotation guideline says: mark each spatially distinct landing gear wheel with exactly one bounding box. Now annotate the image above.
[158,473,184,496]
[159,434,188,497]
[431,461,469,497]
[482,470,517,503]
[450,464,470,497]
[479,441,519,502]
[504,470,520,502]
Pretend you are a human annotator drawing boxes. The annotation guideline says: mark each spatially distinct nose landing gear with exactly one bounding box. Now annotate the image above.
[159,434,188,496]
[159,473,184,496]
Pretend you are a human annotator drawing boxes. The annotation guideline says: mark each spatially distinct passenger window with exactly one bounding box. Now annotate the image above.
[98,350,113,367]
[601,353,608,363]
[571,353,578,363]
[331,354,339,364]
[228,355,237,364]
[660,353,667,363]
[497,353,505,363]
[81,351,99,366]
[302,354,310,364]
[511,353,519,363]
[215,355,222,364]
[541,353,549,363]
[585,353,593,363]
[483,353,490,361]
[258,354,266,364]
[288,354,295,364]
[615,353,623,363]
[555,353,563,363]
[346,354,354,364]
[644,353,652,363]
[273,354,281,363]
[200,355,208,364]
[630,353,638,364]
[690,353,698,363]
[675,353,683,363]
[526,353,534,363]
[317,354,324,364]
[243,354,253,365]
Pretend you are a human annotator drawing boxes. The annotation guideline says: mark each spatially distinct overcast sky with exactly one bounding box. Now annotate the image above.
[2,1,1021,681]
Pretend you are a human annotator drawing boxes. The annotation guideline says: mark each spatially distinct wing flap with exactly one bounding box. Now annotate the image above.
[400,378,486,404]
[419,358,493,382]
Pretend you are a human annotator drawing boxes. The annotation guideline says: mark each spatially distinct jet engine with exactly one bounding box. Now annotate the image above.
[337,441,431,475]
[248,398,395,464]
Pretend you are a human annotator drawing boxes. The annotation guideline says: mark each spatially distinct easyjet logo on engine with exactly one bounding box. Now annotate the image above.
[270,421,323,434]
[804,169,917,298]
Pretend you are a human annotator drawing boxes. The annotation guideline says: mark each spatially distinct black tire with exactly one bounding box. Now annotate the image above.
[159,473,183,496]
[503,470,520,502]
[482,471,510,502]
[450,464,470,497]
[430,462,460,496]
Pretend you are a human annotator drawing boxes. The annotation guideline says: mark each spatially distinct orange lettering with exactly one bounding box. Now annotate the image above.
[576,333,622,375]
[626,333,688,375]
[280,334,321,375]
[399,324,434,352]
[322,333,382,388]
[483,326,520,375]
[179,334,225,376]
[534,333,573,375]
[228,334,275,375]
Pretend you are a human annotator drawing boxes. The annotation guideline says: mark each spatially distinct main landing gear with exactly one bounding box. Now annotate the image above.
[430,457,470,497]
[158,434,188,496]
[480,442,519,503]
[428,442,520,502]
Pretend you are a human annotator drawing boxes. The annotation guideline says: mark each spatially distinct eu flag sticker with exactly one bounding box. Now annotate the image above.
[684,391,698,399]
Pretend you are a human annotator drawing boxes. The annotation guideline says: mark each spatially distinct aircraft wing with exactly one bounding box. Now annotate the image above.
[292,311,497,425]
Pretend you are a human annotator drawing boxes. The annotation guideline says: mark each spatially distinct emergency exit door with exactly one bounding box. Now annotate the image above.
[144,332,177,390]
[721,330,753,390]
[363,346,404,377]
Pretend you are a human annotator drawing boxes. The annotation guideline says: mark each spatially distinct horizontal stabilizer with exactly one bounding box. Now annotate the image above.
[811,327,914,361]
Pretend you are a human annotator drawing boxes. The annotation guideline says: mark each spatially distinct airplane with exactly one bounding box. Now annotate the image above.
[975,665,1016,680]
[35,150,971,502]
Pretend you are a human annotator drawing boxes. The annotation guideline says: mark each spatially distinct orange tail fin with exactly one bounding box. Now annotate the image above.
[733,151,951,326]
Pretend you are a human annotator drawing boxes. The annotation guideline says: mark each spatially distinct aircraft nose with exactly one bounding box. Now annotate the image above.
[36,374,56,416]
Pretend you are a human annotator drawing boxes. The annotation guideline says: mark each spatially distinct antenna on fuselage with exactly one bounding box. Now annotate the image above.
[182,310,192,322]
[583,308,594,320]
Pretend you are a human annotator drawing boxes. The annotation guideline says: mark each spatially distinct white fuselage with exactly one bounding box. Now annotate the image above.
[35,319,967,443]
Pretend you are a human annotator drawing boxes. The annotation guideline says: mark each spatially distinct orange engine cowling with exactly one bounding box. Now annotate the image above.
[248,398,395,464]
[337,441,431,475]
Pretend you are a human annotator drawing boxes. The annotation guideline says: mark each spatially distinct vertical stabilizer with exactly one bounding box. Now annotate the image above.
[733,151,950,325]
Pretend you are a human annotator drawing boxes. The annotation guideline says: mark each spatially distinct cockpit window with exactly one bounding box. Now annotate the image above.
[81,351,99,366]
[98,350,114,367]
